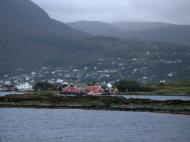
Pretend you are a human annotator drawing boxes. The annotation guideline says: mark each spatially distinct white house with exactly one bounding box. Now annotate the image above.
[107,83,112,88]
[16,82,33,91]
[56,79,64,84]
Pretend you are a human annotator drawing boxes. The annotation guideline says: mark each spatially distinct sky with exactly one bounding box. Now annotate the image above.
[31,0,190,24]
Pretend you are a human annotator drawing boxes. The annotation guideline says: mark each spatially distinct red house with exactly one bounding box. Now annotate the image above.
[85,86,103,95]
[62,84,80,95]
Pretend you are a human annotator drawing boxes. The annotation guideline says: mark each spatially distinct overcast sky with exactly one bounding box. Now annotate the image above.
[31,0,190,24]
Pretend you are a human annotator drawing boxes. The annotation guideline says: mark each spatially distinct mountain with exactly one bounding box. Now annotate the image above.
[69,21,190,45]
[68,21,123,37]
[0,0,190,81]
[124,25,190,45]
[112,21,176,31]
[0,0,89,74]
[0,0,85,37]
[112,21,190,45]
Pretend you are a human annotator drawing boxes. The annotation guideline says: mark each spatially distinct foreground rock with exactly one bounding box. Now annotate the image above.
[0,93,190,115]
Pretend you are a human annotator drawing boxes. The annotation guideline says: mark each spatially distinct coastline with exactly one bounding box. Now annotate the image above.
[0,93,190,115]
[119,92,190,96]
[0,104,189,115]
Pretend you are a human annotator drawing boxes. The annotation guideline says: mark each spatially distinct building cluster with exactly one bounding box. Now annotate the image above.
[60,82,118,96]
[0,56,153,85]
[0,79,118,96]
[0,81,33,92]
[0,54,184,89]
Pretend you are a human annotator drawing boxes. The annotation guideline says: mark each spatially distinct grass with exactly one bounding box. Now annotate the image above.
[153,81,190,95]
[157,86,190,95]
[117,80,190,96]
[0,93,190,115]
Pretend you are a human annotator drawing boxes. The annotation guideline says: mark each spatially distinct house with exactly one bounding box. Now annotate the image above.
[62,84,80,95]
[56,79,64,84]
[3,85,15,91]
[84,86,103,95]
[3,82,15,91]
[16,82,33,92]
[110,88,118,95]
[102,83,118,95]
[58,81,69,91]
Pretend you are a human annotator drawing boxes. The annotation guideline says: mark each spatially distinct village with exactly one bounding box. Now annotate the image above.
[0,79,118,96]
[0,53,183,93]
[0,52,184,83]
[60,82,118,95]
[0,54,185,96]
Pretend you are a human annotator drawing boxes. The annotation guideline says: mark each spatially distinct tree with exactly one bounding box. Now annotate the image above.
[33,81,57,91]
[87,80,97,86]
[115,79,141,92]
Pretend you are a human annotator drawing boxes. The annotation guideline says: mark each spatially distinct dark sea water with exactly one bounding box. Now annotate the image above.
[0,109,190,142]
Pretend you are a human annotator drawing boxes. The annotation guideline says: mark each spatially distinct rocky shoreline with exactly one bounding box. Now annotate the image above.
[0,93,190,115]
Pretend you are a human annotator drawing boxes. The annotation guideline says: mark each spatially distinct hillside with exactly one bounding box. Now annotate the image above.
[112,21,176,31]
[113,21,190,45]
[0,0,85,37]
[69,21,190,45]
[0,0,89,74]
[68,21,123,37]
[124,25,190,45]
[0,0,190,82]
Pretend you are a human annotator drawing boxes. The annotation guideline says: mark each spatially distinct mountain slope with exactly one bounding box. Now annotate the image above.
[69,21,190,45]
[0,0,89,74]
[124,25,190,45]
[68,21,124,37]
[0,0,85,37]
[112,21,176,31]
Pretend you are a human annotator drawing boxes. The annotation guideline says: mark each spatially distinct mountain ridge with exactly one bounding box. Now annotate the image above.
[112,21,177,31]
[68,20,190,45]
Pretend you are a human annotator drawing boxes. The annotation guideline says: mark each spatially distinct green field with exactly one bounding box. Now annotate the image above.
[153,80,190,95]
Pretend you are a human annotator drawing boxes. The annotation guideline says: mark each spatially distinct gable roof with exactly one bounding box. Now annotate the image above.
[63,85,80,93]
[85,86,103,92]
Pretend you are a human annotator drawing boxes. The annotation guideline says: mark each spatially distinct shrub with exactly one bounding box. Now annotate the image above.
[33,81,57,91]
[115,79,141,92]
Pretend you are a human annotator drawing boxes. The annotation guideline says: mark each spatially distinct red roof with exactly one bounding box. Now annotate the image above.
[63,85,80,94]
[85,86,103,94]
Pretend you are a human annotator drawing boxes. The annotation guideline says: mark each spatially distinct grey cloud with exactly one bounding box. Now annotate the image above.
[31,0,190,24]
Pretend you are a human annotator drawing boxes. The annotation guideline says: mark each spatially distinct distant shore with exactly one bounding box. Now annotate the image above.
[119,92,190,96]
[0,93,190,115]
